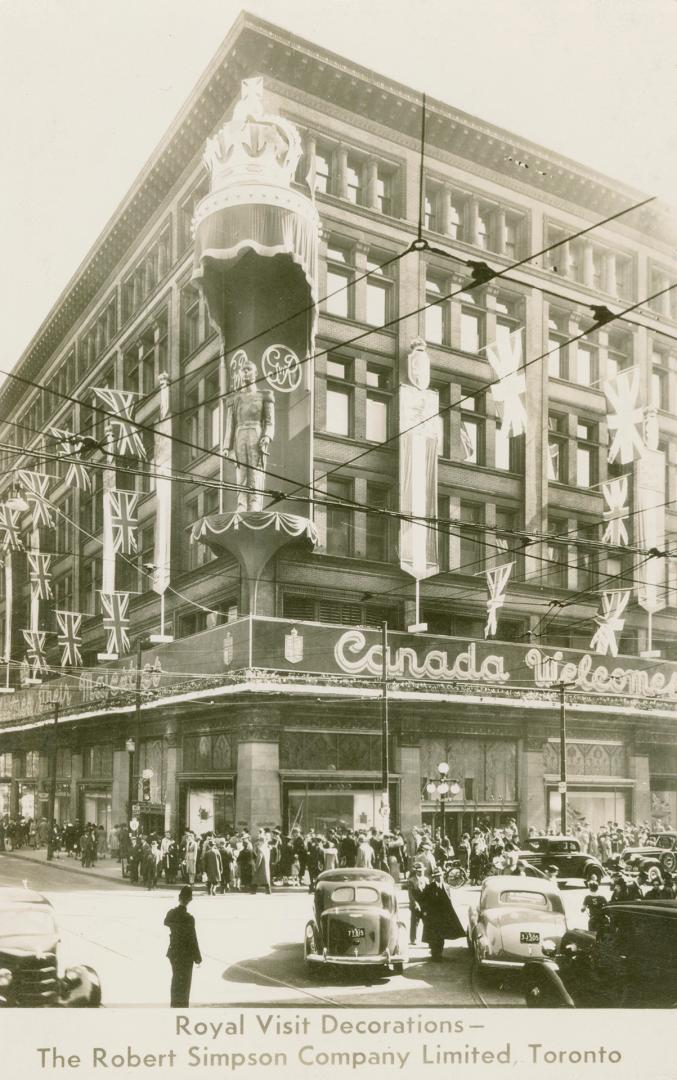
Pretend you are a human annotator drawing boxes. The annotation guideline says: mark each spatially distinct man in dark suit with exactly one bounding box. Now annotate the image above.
[421,867,466,961]
[164,885,202,1006]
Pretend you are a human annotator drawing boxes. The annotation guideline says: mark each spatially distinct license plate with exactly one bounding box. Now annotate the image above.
[520,931,540,944]
[346,927,365,940]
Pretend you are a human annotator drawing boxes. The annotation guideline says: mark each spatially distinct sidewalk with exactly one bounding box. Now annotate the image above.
[0,847,141,886]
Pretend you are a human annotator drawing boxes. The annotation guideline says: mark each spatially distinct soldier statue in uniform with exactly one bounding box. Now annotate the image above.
[223,354,275,511]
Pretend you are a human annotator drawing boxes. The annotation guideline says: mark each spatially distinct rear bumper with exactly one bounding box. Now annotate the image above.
[478,958,525,970]
[307,949,398,967]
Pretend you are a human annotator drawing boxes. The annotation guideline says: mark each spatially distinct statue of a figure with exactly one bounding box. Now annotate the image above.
[223,356,275,511]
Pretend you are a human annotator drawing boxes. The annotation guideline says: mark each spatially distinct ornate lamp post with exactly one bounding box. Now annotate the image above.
[426,762,461,841]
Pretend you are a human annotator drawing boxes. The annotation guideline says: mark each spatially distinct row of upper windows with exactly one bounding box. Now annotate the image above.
[543,223,634,300]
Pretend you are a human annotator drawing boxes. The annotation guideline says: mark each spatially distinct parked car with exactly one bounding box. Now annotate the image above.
[467,875,567,972]
[304,868,407,973]
[0,887,101,1007]
[522,899,677,1008]
[518,836,606,884]
[618,832,677,875]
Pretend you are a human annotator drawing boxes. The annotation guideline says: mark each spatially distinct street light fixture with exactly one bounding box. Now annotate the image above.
[426,762,461,841]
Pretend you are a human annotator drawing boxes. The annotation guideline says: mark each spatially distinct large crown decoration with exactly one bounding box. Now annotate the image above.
[203,78,302,194]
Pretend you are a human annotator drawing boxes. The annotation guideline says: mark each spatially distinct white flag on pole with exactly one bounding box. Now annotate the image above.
[484,562,514,638]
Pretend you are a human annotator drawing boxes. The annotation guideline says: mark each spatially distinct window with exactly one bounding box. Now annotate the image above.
[495,425,524,473]
[325,478,352,555]
[53,572,73,612]
[366,390,388,443]
[545,225,567,273]
[476,204,491,249]
[592,249,604,291]
[576,420,598,488]
[460,391,485,465]
[366,254,394,327]
[121,224,171,322]
[325,358,352,437]
[495,507,521,578]
[181,283,208,357]
[425,276,449,345]
[375,169,393,215]
[79,557,101,615]
[184,387,201,457]
[607,330,632,381]
[547,414,568,483]
[178,176,210,255]
[504,213,522,259]
[448,195,463,239]
[615,254,632,300]
[459,292,483,354]
[346,156,363,204]
[283,592,400,629]
[495,294,522,355]
[547,312,569,380]
[325,243,354,319]
[424,187,439,232]
[205,371,221,447]
[459,501,483,572]
[365,484,390,561]
[576,521,598,591]
[576,334,598,385]
[569,239,584,283]
[55,494,73,553]
[545,518,568,588]
[651,348,669,411]
[314,146,332,194]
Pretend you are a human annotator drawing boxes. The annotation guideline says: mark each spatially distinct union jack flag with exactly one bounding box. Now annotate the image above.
[56,610,83,667]
[50,427,91,491]
[17,470,54,528]
[0,505,22,551]
[106,490,138,555]
[100,591,131,656]
[93,388,146,459]
[27,552,52,601]
[21,629,48,679]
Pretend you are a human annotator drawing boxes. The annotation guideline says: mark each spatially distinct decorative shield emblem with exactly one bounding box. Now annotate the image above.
[223,631,233,667]
[284,627,304,663]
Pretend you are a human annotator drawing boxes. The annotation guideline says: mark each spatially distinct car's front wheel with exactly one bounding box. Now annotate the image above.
[304,924,319,969]
[523,970,568,1008]
[660,850,676,873]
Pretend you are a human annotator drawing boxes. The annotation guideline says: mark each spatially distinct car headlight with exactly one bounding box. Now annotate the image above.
[0,968,13,989]
[62,968,82,989]
[540,939,556,956]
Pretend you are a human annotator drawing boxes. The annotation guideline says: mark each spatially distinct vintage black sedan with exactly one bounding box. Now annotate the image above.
[618,832,677,875]
[522,900,677,1008]
[519,836,606,885]
[0,887,101,1007]
[304,868,407,973]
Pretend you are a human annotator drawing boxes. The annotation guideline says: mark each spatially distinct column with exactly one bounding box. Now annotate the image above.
[396,738,422,832]
[366,159,380,212]
[353,241,369,324]
[440,186,453,237]
[493,207,506,256]
[519,731,546,836]
[583,242,595,288]
[304,131,317,192]
[524,287,546,579]
[466,196,480,247]
[111,749,129,825]
[629,737,651,822]
[234,707,281,831]
[164,733,178,834]
[336,145,349,200]
[605,252,618,297]
[69,751,83,823]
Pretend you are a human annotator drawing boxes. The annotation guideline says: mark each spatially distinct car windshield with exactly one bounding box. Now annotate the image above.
[329,886,380,904]
[656,837,675,849]
[499,890,548,908]
[0,908,56,939]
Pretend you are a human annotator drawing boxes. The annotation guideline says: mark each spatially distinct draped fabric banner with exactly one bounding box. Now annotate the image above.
[3,556,11,669]
[17,471,54,528]
[50,427,91,491]
[56,610,83,667]
[101,468,116,595]
[152,376,172,595]
[399,382,441,580]
[487,333,527,438]
[485,563,513,638]
[635,443,666,614]
[93,388,146,459]
[602,477,630,545]
[589,590,631,657]
[0,505,22,551]
[100,591,131,656]
[604,368,644,465]
[105,490,139,555]
[21,629,48,679]
[27,552,52,601]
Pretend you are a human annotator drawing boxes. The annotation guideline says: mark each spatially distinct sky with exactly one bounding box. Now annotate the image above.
[1,0,676,370]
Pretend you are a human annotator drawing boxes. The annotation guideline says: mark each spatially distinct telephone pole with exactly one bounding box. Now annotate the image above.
[46,700,59,861]
[381,622,390,834]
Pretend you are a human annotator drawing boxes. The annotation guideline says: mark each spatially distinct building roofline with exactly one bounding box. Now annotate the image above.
[2,10,673,415]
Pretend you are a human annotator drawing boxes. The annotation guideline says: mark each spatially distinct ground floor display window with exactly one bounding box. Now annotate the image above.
[651,788,676,828]
[283,781,398,834]
[19,786,36,820]
[0,782,10,817]
[547,786,628,832]
[421,807,519,845]
[182,782,235,836]
[80,788,112,833]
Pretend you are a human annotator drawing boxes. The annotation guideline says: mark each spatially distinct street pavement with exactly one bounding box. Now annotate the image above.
[0,850,605,1009]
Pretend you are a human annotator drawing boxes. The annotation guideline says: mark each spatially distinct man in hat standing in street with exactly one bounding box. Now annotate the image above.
[421,866,466,961]
[164,885,202,1006]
